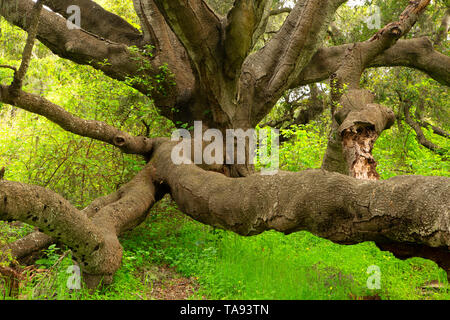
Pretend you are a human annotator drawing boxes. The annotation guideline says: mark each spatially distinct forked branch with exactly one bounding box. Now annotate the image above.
[9,0,43,95]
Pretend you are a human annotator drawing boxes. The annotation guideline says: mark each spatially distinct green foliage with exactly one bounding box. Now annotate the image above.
[35,245,61,269]
[279,121,328,172]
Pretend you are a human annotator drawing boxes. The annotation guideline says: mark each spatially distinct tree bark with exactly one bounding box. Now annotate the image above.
[0,164,156,287]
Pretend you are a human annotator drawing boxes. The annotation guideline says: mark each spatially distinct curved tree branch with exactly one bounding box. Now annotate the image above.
[0,0,193,107]
[149,139,450,279]
[0,163,156,287]
[269,7,292,16]
[239,0,347,125]
[0,85,154,155]
[334,0,431,90]
[293,37,450,88]
[151,0,222,75]
[401,99,446,154]
[41,0,143,46]
[322,0,431,179]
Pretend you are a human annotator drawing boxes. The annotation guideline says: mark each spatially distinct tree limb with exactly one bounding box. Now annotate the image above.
[240,0,347,124]
[321,1,431,179]
[0,85,154,155]
[0,0,191,107]
[151,0,222,76]
[269,8,292,16]
[434,7,450,46]
[0,163,156,287]
[401,99,446,154]
[9,0,43,95]
[293,37,450,88]
[3,139,450,287]
[334,0,431,90]
[418,121,450,139]
[150,139,450,279]
[41,0,143,46]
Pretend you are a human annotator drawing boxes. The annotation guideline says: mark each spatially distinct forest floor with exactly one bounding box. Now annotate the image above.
[1,196,449,300]
[138,264,199,300]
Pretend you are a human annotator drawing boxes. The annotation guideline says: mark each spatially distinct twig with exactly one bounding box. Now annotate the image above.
[0,65,17,72]
[9,0,43,95]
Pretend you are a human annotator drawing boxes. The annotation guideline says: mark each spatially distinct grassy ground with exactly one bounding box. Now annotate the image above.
[1,196,448,300]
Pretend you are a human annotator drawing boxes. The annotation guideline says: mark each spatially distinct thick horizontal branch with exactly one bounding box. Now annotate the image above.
[151,140,449,243]
[293,37,450,87]
[0,85,154,155]
[149,140,450,277]
[41,0,143,46]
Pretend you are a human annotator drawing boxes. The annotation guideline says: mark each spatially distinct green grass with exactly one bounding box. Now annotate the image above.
[1,197,449,300]
[116,197,450,300]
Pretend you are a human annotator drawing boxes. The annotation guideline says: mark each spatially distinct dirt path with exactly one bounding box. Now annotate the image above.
[145,265,202,300]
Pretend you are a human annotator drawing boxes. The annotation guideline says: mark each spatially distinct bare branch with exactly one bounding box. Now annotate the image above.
[434,7,450,46]
[401,98,446,154]
[269,7,292,16]
[293,37,450,88]
[334,0,431,90]
[0,65,17,72]
[0,85,154,155]
[41,0,143,46]
[9,0,43,95]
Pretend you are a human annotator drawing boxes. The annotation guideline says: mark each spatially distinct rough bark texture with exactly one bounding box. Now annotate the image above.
[149,140,450,279]
[402,100,447,154]
[2,140,449,284]
[0,164,156,287]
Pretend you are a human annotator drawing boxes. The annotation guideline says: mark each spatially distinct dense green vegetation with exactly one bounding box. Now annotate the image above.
[1,0,449,300]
